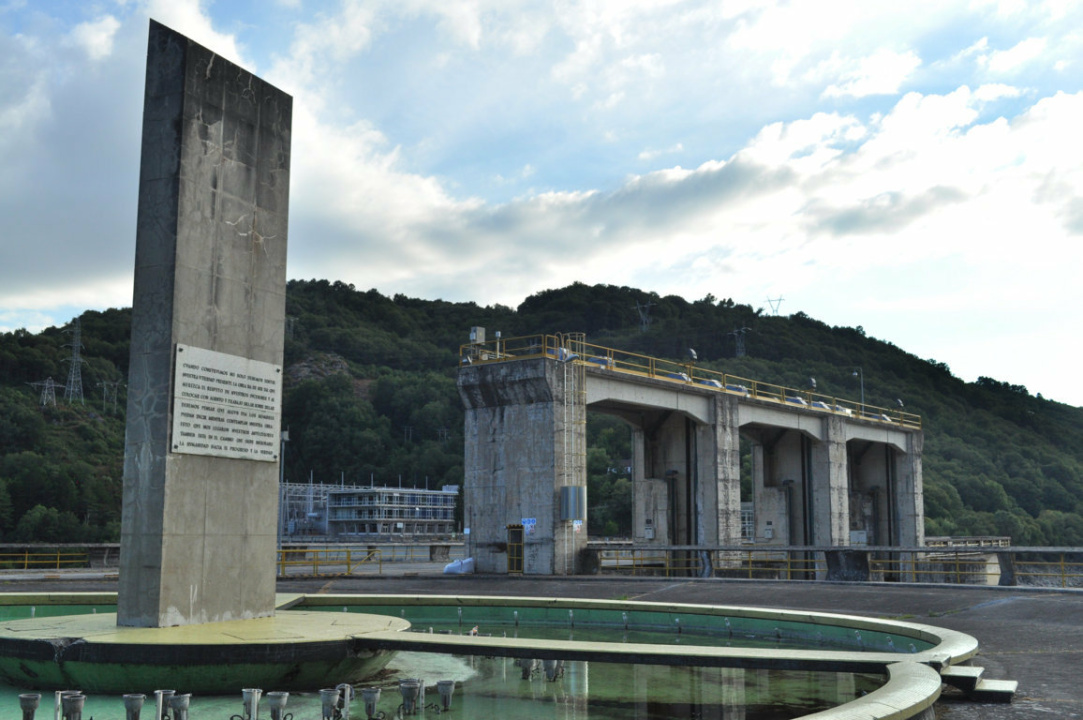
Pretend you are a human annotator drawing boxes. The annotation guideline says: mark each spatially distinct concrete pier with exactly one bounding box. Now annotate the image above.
[460,347,923,574]
[458,356,588,574]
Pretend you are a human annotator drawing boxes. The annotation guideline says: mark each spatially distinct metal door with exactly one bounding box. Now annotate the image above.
[507,524,524,574]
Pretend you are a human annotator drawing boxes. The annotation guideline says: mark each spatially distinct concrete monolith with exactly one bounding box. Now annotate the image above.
[118,20,292,627]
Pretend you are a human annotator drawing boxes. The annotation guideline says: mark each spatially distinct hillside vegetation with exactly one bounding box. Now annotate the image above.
[1,280,1080,545]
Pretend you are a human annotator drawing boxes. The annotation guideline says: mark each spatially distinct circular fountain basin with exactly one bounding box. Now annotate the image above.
[0,591,982,718]
[0,603,407,693]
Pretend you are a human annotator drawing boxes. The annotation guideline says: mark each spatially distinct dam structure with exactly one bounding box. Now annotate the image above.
[458,332,924,575]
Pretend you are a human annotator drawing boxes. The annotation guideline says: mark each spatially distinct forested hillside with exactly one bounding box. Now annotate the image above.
[1,280,1080,544]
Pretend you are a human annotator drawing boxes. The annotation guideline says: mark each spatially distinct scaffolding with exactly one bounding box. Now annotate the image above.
[279,481,459,541]
[279,481,350,539]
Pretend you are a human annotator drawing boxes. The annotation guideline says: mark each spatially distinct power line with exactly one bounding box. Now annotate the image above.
[63,317,87,405]
[765,296,785,315]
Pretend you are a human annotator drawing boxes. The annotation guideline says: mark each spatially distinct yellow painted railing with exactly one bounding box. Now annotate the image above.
[871,552,998,584]
[597,548,826,578]
[0,551,89,570]
[276,547,382,577]
[1016,555,1083,588]
[592,545,1083,587]
[461,333,921,429]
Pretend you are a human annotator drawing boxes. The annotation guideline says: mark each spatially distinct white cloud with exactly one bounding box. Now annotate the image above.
[68,15,121,61]
[638,143,684,161]
[3,0,1083,402]
[0,73,50,167]
[267,3,379,107]
[985,37,1047,74]
[972,83,1021,101]
[822,49,921,98]
[493,163,536,185]
[144,0,249,68]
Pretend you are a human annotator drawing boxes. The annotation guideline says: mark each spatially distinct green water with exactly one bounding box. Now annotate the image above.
[1,652,883,719]
[0,602,894,718]
[317,603,933,653]
[0,605,114,620]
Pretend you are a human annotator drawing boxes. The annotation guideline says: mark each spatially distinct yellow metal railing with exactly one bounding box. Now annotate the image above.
[0,551,88,570]
[1016,555,1083,588]
[925,536,1011,549]
[726,549,825,580]
[871,552,999,584]
[276,547,382,577]
[461,334,921,429]
[597,548,827,578]
[374,545,459,563]
[598,548,670,575]
[593,546,1083,587]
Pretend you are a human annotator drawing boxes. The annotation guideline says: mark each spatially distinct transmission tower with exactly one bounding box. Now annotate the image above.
[633,300,656,333]
[97,379,125,414]
[765,296,785,315]
[727,326,752,357]
[63,318,87,405]
[28,377,63,407]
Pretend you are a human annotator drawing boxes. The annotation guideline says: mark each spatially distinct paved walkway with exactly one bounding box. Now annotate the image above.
[4,572,1080,718]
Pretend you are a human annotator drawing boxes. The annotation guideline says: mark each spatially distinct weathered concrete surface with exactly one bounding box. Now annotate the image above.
[119,21,291,627]
[464,361,925,570]
[458,358,587,574]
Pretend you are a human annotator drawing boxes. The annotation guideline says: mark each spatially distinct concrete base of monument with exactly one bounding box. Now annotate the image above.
[0,601,409,694]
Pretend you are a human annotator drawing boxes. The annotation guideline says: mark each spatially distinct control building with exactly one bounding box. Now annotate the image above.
[326,485,458,539]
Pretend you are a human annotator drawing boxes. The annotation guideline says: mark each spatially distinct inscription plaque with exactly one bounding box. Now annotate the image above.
[171,344,282,461]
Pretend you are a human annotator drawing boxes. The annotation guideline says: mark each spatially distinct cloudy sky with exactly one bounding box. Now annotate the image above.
[2,0,1081,405]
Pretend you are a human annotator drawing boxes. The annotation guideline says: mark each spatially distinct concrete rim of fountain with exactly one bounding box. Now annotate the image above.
[0,594,407,693]
[0,591,991,718]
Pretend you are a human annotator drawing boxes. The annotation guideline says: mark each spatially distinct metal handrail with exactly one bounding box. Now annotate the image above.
[591,544,1083,587]
[0,551,89,570]
[276,547,382,577]
[460,333,921,429]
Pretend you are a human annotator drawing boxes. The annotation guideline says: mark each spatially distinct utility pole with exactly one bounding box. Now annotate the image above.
[97,379,125,414]
[853,367,865,410]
